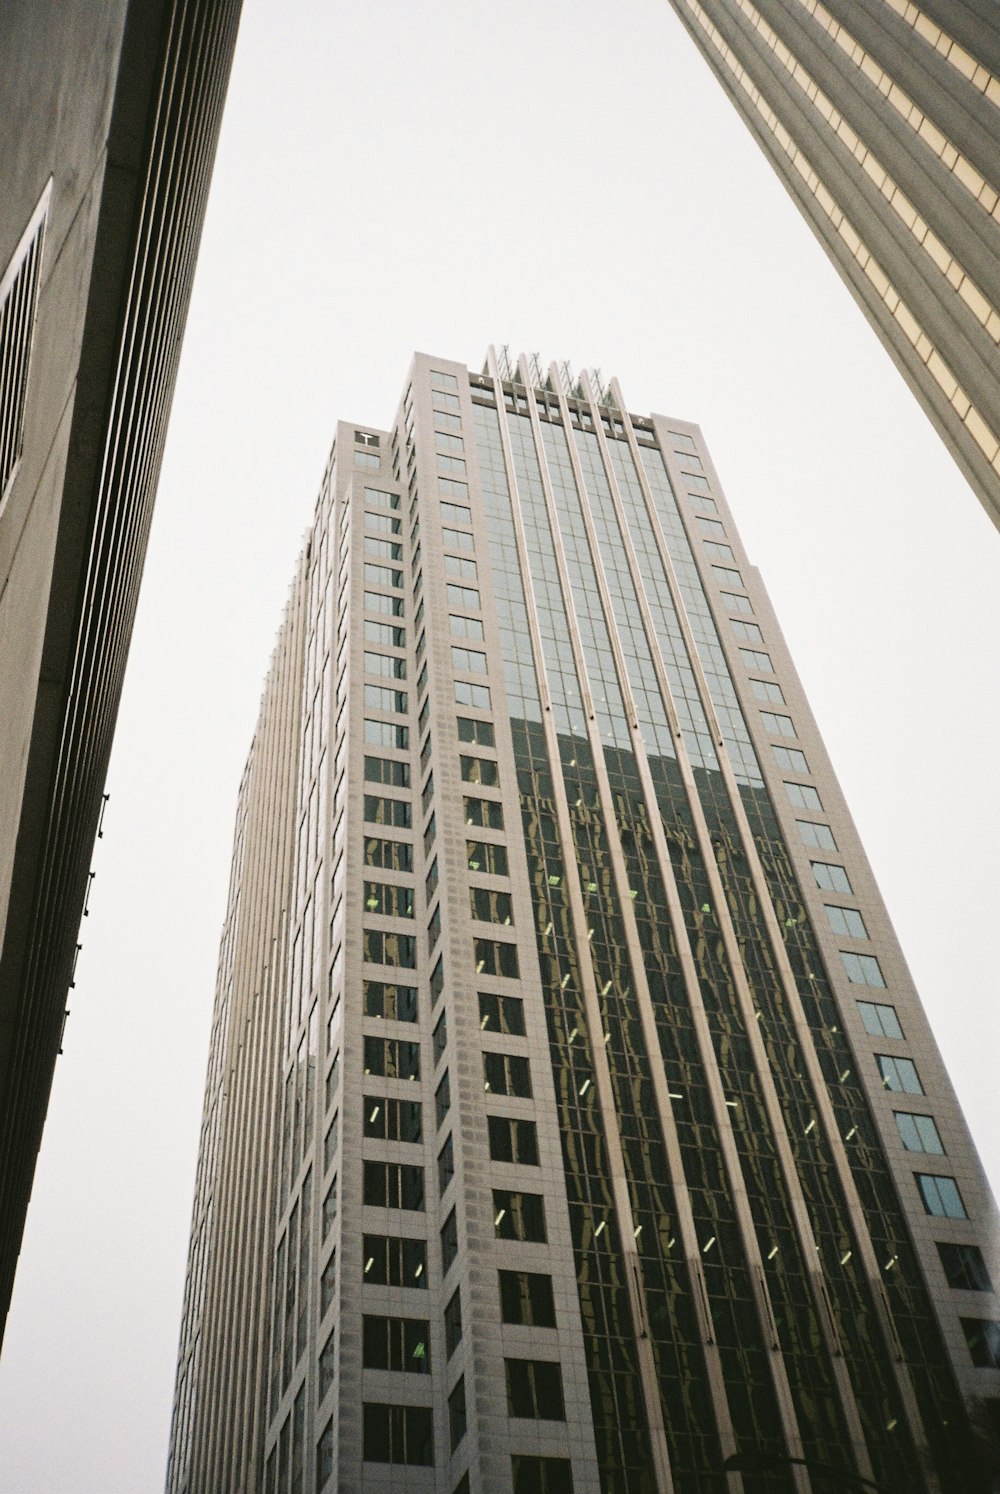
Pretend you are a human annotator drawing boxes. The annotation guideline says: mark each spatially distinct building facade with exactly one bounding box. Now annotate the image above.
[660,0,1000,532]
[0,0,242,1337]
[167,350,999,1494]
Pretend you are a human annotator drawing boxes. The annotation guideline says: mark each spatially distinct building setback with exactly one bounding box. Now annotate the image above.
[660,0,1000,532]
[0,0,242,1339]
[167,350,999,1494]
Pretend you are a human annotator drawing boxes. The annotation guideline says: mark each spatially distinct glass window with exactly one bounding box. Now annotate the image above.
[364,719,409,749]
[723,591,753,616]
[362,1160,425,1211]
[493,1189,546,1242]
[451,645,488,674]
[740,647,773,671]
[773,745,808,773]
[448,584,481,611]
[877,1054,923,1094]
[488,1115,538,1164]
[363,929,417,969]
[842,951,885,987]
[363,684,407,714]
[467,841,508,876]
[505,1359,565,1420]
[363,796,411,829]
[916,1173,967,1219]
[455,680,491,710]
[444,553,477,580]
[363,880,414,918]
[761,710,795,738]
[938,1243,993,1293]
[483,1051,531,1098]
[713,565,743,587]
[785,781,822,810]
[730,618,764,642]
[442,524,473,550]
[434,410,462,432]
[436,432,464,454]
[363,1095,422,1144]
[355,450,380,470]
[364,756,410,788]
[798,819,836,851]
[461,755,498,786]
[499,1270,556,1327]
[697,516,726,537]
[439,476,469,499]
[435,1069,450,1128]
[364,486,400,509]
[812,860,852,894]
[479,991,525,1035]
[470,887,513,925]
[362,1404,433,1465]
[364,621,405,648]
[363,839,413,873]
[457,716,494,746]
[363,980,417,1021]
[362,1314,431,1373]
[450,614,485,640]
[465,797,503,830]
[445,1286,463,1357]
[962,1318,1000,1368]
[364,589,404,617]
[441,1206,459,1273]
[433,1010,448,1066]
[440,500,471,525]
[704,540,736,563]
[511,1456,574,1494]
[826,905,868,939]
[437,1132,454,1194]
[895,1112,944,1154]
[475,938,519,978]
[857,1001,903,1039]
[363,1035,420,1080]
[364,650,406,680]
[362,1233,426,1288]
[751,678,785,704]
[449,1377,467,1451]
[431,370,459,391]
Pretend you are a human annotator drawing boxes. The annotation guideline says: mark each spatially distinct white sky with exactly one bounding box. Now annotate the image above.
[1,1,997,1489]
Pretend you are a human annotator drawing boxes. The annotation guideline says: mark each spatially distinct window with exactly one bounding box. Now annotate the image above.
[363,1035,420,1080]
[448,585,481,611]
[363,1160,425,1211]
[470,887,514,925]
[812,861,852,894]
[962,1319,1000,1368]
[467,841,508,876]
[433,388,460,409]
[704,540,736,563]
[452,646,488,675]
[461,755,498,786]
[751,678,785,704]
[364,486,399,509]
[434,411,462,432]
[465,796,503,829]
[362,1314,431,1373]
[364,563,403,589]
[440,500,471,524]
[450,614,485,640]
[438,1133,454,1193]
[364,796,411,829]
[798,820,836,851]
[364,589,404,617]
[320,1329,336,1397]
[826,905,868,939]
[364,839,413,873]
[858,1001,903,1039]
[363,929,417,969]
[443,525,473,551]
[364,650,406,680]
[917,1174,967,1219]
[457,715,493,746]
[427,903,441,949]
[938,1243,993,1293]
[364,510,401,535]
[443,1379,467,1460]
[364,684,407,714]
[433,1010,448,1066]
[364,881,414,918]
[455,680,491,710]
[445,553,477,580]
[421,772,435,816]
[364,537,403,562]
[740,648,773,672]
[697,516,726,536]
[475,938,519,977]
[438,454,467,477]
[362,1404,433,1465]
[364,1096,422,1143]
[712,565,743,587]
[505,1359,565,1420]
[431,370,459,390]
[877,1054,923,1094]
[773,745,809,774]
[364,620,405,647]
[441,1207,459,1274]
[479,991,525,1035]
[355,450,380,470]
[730,618,763,642]
[362,1234,426,1287]
[364,719,409,749]
[445,1286,463,1357]
[439,475,469,499]
[895,1112,944,1154]
[483,1051,532,1098]
[1,182,49,509]
[317,1418,334,1487]
[723,591,753,616]
[430,956,445,1004]
[842,951,885,987]
[499,1270,556,1327]
[761,710,795,738]
[511,1456,574,1494]
[435,1070,451,1128]
[488,1115,539,1165]
[493,1189,546,1241]
[356,430,380,447]
[323,1176,338,1236]
[785,781,822,810]
[436,432,465,454]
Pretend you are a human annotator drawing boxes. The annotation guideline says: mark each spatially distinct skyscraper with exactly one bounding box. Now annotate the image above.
[0,0,242,1337]
[660,0,1000,532]
[168,349,999,1494]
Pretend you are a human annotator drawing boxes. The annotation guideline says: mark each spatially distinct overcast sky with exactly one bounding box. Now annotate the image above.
[1,2,997,1489]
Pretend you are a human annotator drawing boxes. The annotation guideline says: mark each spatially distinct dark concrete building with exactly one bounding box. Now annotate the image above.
[662,0,1000,531]
[0,0,242,1339]
[168,349,998,1494]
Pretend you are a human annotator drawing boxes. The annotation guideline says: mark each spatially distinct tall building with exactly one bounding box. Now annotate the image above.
[168,349,999,1494]
[0,0,242,1338]
[660,0,1000,532]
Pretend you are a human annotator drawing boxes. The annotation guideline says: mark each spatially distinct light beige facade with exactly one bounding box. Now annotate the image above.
[168,351,999,1494]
